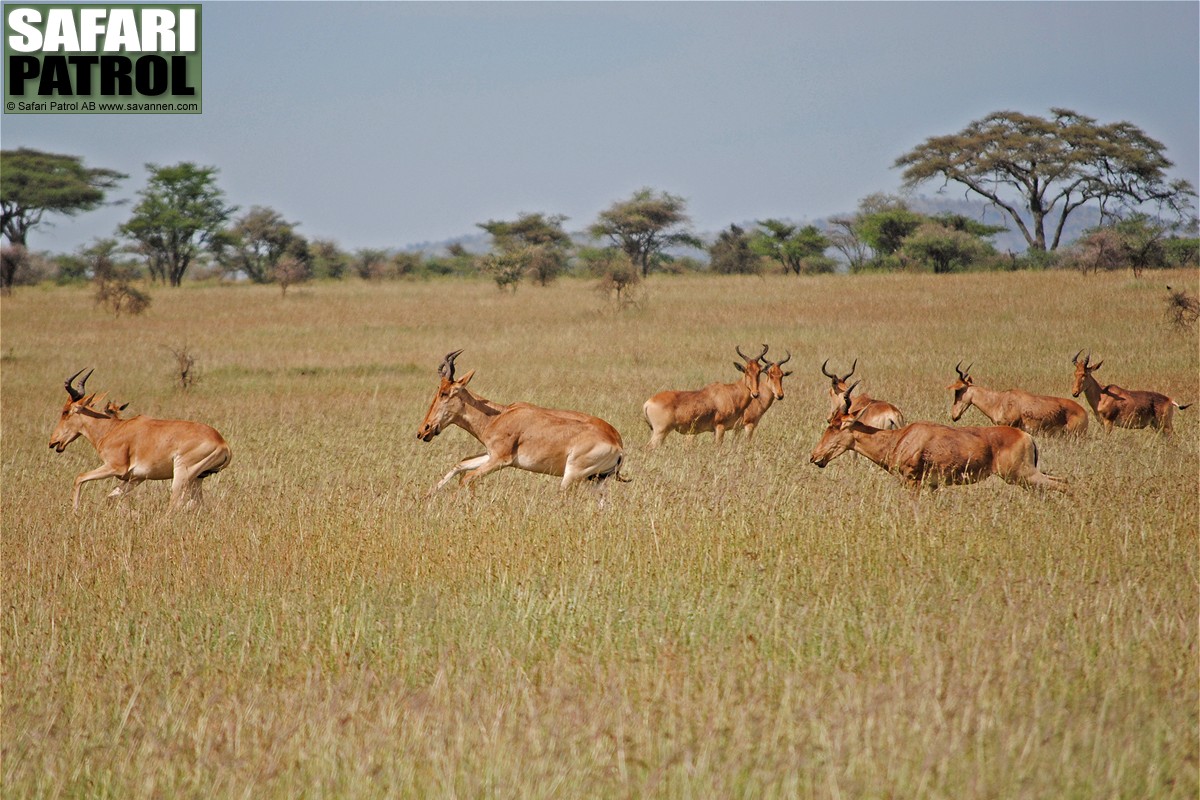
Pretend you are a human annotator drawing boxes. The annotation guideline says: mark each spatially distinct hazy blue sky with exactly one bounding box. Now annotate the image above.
[5,1,1198,253]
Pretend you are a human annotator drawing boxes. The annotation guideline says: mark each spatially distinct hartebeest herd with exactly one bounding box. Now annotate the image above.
[51,346,1191,510]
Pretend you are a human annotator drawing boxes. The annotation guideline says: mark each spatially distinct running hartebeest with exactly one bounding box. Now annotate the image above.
[737,346,792,441]
[810,383,1068,498]
[49,369,232,511]
[821,359,905,429]
[948,361,1088,436]
[643,345,768,448]
[1071,350,1191,437]
[417,350,626,499]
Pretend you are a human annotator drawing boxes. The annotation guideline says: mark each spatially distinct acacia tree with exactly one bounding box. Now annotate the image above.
[0,148,126,248]
[478,212,572,287]
[709,224,760,274]
[219,206,308,283]
[750,219,832,274]
[120,163,235,287]
[589,188,702,277]
[895,108,1197,252]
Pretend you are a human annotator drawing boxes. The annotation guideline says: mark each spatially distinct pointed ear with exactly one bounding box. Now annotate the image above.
[119,402,129,411]
[733,362,746,373]
[838,415,857,430]
[456,369,475,387]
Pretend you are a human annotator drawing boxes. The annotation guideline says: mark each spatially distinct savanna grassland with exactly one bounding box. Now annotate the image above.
[2,269,1197,799]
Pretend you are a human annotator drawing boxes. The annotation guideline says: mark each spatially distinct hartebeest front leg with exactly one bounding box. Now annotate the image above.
[72,464,123,511]
[431,453,490,495]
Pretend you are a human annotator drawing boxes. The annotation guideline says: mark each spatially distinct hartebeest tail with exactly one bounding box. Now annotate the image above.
[1072,350,1191,437]
[948,361,1088,436]
[417,350,626,502]
[821,358,905,429]
[49,369,232,511]
[810,382,1068,497]
[643,344,767,447]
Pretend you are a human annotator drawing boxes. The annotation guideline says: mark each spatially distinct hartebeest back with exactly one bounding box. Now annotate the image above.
[1071,350,1191,436]
[947,361,1088,436]
[810,383,1068,497]
[417,350,626,499]
[643,345,767,447]
[49,369,232,511]
[821,359,905,429]
[737,346,792,440]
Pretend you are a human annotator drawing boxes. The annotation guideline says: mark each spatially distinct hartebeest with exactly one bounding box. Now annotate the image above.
[821,359,905,429]
[1071,350,1191,436]
[643,345,767,448]
[49,369,232,511]
[417,350,626,498]
[948,361,1088,436]
[810,383,1068,497]
[737,346,792,440]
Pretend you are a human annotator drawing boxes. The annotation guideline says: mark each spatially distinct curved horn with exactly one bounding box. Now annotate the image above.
[776,349,792,366]
[735,345,755,363]
[821,359,838,381]
[841,359,857,383]
[64,367,93,401]
[843,380,860,413]
[954,361,972,381]
[1072,348,1085,365]
[439,349,464,380]
[757,343,769,363]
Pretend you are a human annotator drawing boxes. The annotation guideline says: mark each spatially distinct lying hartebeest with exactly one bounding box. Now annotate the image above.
[821,359,905,429]
[49,369,232,511]
[810,383,1068,498]
[948,361,1088,436]
[1071,350,1191,437]
[737,346,792,440]
[643,345,767,448]
[417,350,626,499]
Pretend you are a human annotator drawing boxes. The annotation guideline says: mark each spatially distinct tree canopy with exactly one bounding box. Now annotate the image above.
[479,212,572,287]
[219,205,308,284]
[120,163,235,287]
[589,188,702,277]
[750,219,833,274]
[0,148,125,248]
[895,108,1197,252]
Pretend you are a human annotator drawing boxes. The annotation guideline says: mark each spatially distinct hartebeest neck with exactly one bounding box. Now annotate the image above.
[448,388,506,442]
[1078,373,1104,414]
[847,422,905,470]
[72,409,126,450]
[962,384,1005,417]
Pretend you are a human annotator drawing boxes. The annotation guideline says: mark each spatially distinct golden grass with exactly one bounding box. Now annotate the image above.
[2,270,1197,798]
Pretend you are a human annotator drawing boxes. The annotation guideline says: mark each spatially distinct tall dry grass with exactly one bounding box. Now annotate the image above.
[2,269,1197,798]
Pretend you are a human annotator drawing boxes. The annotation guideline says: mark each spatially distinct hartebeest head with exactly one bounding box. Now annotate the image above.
[821,358,857,418]
[734,344,768,400]
[810,381,862,467]
[417,350,476,442]
[50,368,98,453]
[761,346,792,401]
[1071,350,1102,398]
[947,361,975,421]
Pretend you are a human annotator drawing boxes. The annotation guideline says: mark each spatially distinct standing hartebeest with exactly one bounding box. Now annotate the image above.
[643,345,767,448]
[810,383,1068,498]
[821,359,905,429]
[49,369,232,511]
[736,346,792,441]
[947,361,1088,436]
[417,350,626,499]
[1071,350,1191,437]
